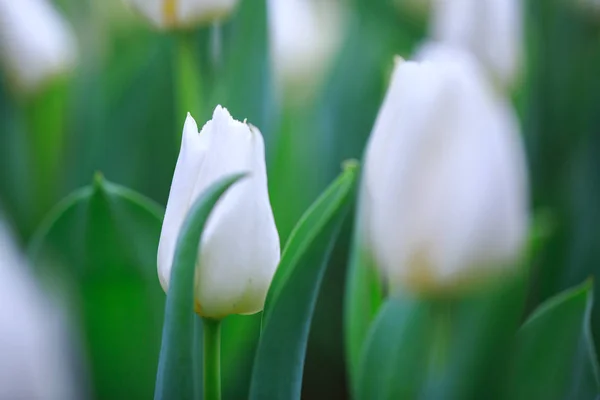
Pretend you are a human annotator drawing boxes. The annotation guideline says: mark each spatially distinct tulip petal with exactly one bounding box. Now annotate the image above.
[157,113,208,292]
[0,0,77,93]
[125,0,166,28]
[361,45,528,293]
[177,0,239,26]
[158,106,280,318]
[431,0,522,88]
[193,107,280,317]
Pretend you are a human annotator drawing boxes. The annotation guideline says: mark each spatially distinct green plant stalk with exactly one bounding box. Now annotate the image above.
[174,32,205,141]
[23,79,68,232]
[203,317,221,400]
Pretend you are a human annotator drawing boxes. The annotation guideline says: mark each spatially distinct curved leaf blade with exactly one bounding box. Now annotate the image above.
[264,163,358,320]
[154,173,246,400]
[507,280,599,400]
[249,163,359,400]
[29,175,165,400]
[356,296,430,400]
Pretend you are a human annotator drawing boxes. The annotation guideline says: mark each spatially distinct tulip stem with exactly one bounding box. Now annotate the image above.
[202,317,221,400]
[174,32,204,141]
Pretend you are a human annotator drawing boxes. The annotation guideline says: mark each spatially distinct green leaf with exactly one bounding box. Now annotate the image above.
[174,33,205,140]
[217,0,275,145]
[355,295,430,399]
[187,0,275,149]
[344,222,384,386]
[29,174,166,400]
[154,173,246,400]
[507,280,599,400]
[357,273,527,400]
[249,162,359,400]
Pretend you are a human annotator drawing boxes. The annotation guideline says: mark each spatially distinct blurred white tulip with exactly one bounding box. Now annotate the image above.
[0,0,77,94]
[0,221,78,399]
[361,45,528,293]
[158,105,280,318]
[268,0,344,100]
[430,0,522,89]
[124,0,239,29]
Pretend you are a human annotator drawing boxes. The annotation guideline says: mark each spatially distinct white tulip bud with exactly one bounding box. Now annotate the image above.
[430,0,522,89]
[268,0,344,100]
[0,221,78,399]
[0,0,77,94]
[361,46,528,294]
[124,0,239,30]
[158,105,280,319]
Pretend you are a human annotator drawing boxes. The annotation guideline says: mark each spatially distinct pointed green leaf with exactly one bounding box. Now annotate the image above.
[356,295,430,400]
[249,163,359,400]
[154,173,246,400]
[29,174,165,400]
[507,280,600,400]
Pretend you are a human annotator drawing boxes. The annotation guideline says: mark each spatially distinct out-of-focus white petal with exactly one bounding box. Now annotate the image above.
[157,106,280,318]
[157,113,208,291]
[0,221,78,399]
[268,0,344,99]
[126,0,165,27]
[361,45,528,293]
[0,0,77,94]
[124,0,239,29]
[430,0,522,89]
[177,0,239,27]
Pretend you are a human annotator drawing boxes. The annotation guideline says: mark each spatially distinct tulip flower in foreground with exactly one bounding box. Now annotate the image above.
[124,0,239,30]
[0,0,77,94]
[157,105,280,319]
[360,46,529,294]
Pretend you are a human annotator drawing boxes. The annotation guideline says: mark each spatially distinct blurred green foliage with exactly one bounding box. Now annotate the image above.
[1,0,600,398]
[29,176,166,399]
[523,0,600,353]
[508,280,598,399]
[251,163,357,400]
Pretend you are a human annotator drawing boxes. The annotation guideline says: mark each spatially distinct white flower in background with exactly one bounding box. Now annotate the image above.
[268,0,344,100]
[0,0,77,94]
[0,221,78,399]
[430,0,522,89]
[158,105,280,318]
[361,45,528,293]
[124,0,240,30]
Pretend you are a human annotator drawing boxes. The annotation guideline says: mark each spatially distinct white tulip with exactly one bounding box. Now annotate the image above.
[124,0,239,30]
[157,105,280,318]
[0,0,77,94]
[0,221,78,399]
[430,0,522,89]
[361,45,528,293]
[268,0,344,99]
